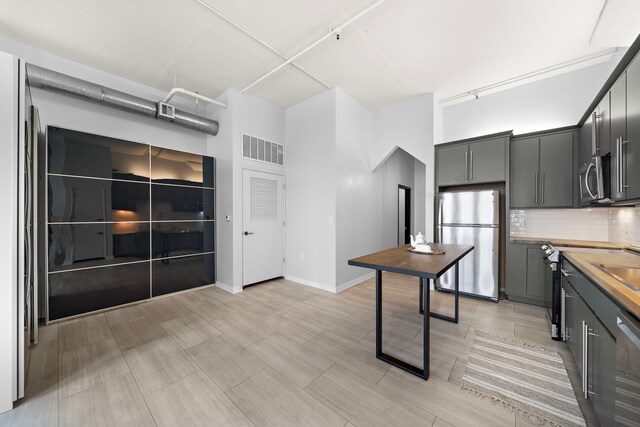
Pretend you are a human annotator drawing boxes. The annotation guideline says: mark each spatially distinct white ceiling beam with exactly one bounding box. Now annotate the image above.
[240,0,387,93]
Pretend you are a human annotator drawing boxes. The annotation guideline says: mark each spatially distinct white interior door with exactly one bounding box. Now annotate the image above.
[242,170,284,286]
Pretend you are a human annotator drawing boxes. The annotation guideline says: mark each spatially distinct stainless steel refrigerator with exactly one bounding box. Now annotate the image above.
[436,190,499,301]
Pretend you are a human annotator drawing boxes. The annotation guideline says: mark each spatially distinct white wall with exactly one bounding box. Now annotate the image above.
[335,89,381,289]
[232,91,285,292]
[285,89,337,291]
[372,94,435,169]
[442,55,625,142]
[0,52,18,414]
[287,88,432,292]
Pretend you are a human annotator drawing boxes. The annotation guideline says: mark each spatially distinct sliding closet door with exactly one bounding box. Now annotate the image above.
[46,127,151,321]
[149,148,215,296]
[46,127,216,321]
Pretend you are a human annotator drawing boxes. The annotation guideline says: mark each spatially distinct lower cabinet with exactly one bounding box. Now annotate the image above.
[561,259,616,427]
[506,243,551,306]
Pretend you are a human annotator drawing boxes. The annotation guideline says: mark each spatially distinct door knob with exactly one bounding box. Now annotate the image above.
[244,231,254,236]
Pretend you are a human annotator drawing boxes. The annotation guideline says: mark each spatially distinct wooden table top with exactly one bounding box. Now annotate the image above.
[348,243,474,280]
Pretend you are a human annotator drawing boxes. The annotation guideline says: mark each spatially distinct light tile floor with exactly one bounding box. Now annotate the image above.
[0,273,598,426]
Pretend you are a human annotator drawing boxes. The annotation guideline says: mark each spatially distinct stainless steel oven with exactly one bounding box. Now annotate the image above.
[616,310,640,426]
[579,156,611,205]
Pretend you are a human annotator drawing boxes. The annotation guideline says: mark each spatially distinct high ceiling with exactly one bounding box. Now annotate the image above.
[1,0,639,109]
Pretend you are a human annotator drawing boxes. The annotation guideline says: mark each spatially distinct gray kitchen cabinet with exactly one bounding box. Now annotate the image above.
[436,136,506,187]
[539,132,574,207]
[579,114,593,171]
[510,137,539,208]
[626,55,640,200]
[506,243,549,306]
[610,73,626,202]
[436,144,469,186]
[610,55,640,202]
[467,138,506,184]
[595,94,611,156]
[561,258,618,427]
[563,278,579,364]
[510,130,575,208]
[591,316,616,427]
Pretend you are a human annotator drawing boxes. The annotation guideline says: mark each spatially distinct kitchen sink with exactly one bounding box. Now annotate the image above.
[597,264,640,291]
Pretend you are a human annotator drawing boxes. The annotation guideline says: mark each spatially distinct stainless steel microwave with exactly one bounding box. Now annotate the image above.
[579,156,611,204]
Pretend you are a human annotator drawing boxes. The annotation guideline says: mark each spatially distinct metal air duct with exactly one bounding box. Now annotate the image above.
[25,64,219,136]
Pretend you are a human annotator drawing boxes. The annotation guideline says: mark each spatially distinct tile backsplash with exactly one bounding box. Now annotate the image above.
[510,207,640,246]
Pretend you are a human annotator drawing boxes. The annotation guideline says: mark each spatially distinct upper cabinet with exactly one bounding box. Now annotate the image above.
[510,130,576,208]
[436,136,507,187]
[579,93,611,170]
[611,55,640,202]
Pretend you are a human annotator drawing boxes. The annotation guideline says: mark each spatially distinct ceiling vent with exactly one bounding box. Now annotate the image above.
[156,102,175,121]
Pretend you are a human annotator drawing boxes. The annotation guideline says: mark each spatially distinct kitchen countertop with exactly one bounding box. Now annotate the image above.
[509,235,626,249]
[561,247,640,320]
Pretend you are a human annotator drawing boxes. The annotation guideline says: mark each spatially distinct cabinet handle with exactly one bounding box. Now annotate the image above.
[582,320,588,399]
[591,112,602,155]
[465,151,468,181]
[535,173,539,205]
[561,268,572,278]
[541,173,545,205]
[617,137,621,194]
[470,150,474,180]
[622,139,629,189]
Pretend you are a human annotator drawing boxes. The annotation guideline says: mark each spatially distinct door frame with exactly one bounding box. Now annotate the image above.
[241,168,286,287]
[398,185,411,246]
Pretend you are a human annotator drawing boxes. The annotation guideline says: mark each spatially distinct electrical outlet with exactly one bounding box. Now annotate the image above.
[328,216,333,224]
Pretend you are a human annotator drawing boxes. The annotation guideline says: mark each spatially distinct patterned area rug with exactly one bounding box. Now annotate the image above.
[462,332,586,427]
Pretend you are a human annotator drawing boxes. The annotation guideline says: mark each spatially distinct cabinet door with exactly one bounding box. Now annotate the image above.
[611,74,627,201]
[563,279,579,363]
[575,295,591,382]
[437,144,469,186]
[626,55,640,200]
[525,247,546,300]
[506,243,527,300]
[579,115,593,171]
[510,138,540,208]
[591,317,616,427]
[539,132,574,207]
[468,138,506,184]
[596,93,611,156]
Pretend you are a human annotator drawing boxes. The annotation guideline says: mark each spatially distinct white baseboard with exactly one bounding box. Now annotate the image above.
[215,281,241,294]
[283,275,336,293]
[336,272,374,293]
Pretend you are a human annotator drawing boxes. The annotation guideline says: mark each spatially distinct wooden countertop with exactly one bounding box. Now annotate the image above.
[510,235,626,249]
[562,248,640,320]
[348,243,474,280]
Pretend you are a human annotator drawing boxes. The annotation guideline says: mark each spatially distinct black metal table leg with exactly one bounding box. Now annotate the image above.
[377,272,429,380]
[422,276,430,380]
[421,262,459,324]
[419,278,424,315]
[375,269,382,358]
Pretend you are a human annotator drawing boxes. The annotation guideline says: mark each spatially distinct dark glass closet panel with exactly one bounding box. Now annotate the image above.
[48,126,150,181]
[152,253,215,296]
[151,186,214,220]
[48,176,150,222]
[150,147,214,188]
[48,262,150,320]
[49,224,150,272]
[151,221,214,259]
